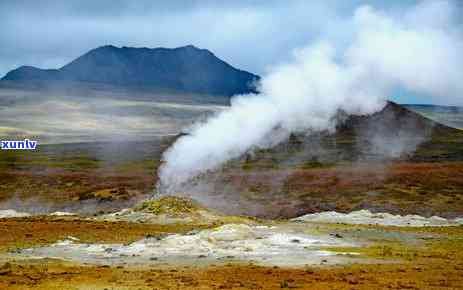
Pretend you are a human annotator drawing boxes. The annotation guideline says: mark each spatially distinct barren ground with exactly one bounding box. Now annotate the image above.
[1,104,462,289]
[0,216,462,289]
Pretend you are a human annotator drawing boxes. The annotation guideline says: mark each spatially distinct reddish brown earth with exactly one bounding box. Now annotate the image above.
[0,216,213,253]
[216,161,463,218]
[0,219,462,289]
[1,161,462,218]
[0,256,462,289]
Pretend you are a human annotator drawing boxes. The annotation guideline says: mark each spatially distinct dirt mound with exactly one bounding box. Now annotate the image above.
[337,101,458,137]
[134,196,207,216]
[96,196,256,225]
[94,196,223,225]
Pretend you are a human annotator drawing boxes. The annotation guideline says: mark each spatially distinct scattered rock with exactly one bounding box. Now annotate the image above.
[331,233,343,238]
[0,263,12,275]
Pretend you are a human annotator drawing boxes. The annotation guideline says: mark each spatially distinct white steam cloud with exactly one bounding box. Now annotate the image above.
[158,1,463,194]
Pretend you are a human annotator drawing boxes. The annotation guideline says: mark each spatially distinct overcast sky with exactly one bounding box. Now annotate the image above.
[0,0,461,104]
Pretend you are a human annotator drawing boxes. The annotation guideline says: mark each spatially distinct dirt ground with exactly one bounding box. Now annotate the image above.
[1,242,462,289]
[0,217,214,253]
[0,216,462,289]
[1,161,463,218]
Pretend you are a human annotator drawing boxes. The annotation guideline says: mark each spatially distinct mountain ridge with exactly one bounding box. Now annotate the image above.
[1,45,260,96]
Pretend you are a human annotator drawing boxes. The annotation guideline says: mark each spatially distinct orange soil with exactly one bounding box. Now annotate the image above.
[0,259,462,290]
[0,217,212,252]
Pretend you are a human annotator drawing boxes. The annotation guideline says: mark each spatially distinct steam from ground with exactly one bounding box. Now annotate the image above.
[158,1,463,194]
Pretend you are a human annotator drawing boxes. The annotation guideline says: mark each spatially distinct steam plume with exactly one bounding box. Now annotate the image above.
[158,1,463,194]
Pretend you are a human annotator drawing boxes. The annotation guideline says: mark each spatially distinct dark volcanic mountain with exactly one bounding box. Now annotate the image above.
[1,45,260,96]
[241,101,463,166]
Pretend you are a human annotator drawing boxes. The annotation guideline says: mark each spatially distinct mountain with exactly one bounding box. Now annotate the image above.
[404,104,463,129]
[239,101,463,166]
[1,45,260,96]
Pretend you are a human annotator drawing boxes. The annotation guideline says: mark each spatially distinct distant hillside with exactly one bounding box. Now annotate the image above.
[238,102,463,165]
[168,102,463,218]
[1,45,260,96]
[404,104,463,129]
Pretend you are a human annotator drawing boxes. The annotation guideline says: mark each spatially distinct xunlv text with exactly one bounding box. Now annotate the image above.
[1,139,38,150]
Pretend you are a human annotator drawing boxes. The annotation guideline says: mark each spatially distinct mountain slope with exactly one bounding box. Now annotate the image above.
[195,102,463,218]
[404,104,463,129]
[229,101,461,165]
[2,45,260,96]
